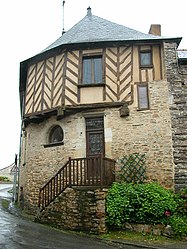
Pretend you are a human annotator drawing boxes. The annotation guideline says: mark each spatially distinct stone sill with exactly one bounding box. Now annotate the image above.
[78,83,105,88]
[43,141,64,148]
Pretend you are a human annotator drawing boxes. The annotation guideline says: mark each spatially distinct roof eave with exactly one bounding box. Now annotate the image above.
[178,58,187,62]
[21,36,182,66]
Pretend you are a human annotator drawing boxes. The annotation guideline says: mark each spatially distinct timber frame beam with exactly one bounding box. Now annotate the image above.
[23,101,129,126]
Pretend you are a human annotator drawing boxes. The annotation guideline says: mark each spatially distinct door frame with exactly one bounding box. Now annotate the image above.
[85,116,105,158]
[85,116,105,180]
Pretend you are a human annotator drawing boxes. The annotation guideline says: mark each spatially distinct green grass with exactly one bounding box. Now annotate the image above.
[101,230,183,245]
[1,199,10,210]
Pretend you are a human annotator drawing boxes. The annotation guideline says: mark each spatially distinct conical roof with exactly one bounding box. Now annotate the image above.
[43,7,175,52]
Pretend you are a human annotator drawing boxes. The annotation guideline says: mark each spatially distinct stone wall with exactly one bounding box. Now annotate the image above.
[37,187,108,234]
[164,42,187,191]
[19,113,86,212]
[108,79,174,188]
[19,67,175,211]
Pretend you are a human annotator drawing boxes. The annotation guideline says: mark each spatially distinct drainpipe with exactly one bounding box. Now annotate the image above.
[17,90,25,202]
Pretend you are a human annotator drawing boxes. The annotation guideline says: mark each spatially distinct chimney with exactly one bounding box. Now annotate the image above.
[149,24,161,36]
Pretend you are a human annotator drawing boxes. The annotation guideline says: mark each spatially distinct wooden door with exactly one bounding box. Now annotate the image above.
[86,131,104,157]
[85,117,105,179]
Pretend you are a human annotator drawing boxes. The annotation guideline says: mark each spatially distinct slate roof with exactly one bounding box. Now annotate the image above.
[43,7,181,52]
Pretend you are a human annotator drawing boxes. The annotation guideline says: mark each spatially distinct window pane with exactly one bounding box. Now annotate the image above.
[83,58,92,84]
[86,117,104,130]
[140,52,151,66]
[49,126,64,143]
[82,56,102,84]
[138,85,149,109]
[94,58,102,83]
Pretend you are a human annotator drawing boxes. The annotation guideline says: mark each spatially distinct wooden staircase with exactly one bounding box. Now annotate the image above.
[38,156,115,212]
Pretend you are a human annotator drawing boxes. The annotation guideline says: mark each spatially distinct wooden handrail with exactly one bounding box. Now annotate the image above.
[38,156,115,212]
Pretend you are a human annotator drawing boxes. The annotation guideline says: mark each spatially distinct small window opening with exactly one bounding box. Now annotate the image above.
[140,51,152,67]
[137,84,149,110]
[49,125,64,144]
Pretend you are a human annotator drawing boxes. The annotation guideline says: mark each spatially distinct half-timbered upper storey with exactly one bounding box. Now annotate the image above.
[19,7,181,120]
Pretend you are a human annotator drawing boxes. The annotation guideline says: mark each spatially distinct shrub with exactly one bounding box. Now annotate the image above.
[0,176,10,182]
[106,182,134,227]
[169,215,187,238]
[179,187,187,198]
[131,183,177,224]
[106,182,178,227]
[174,194,187,216]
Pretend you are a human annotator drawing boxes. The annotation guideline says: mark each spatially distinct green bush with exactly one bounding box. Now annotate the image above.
[106,182,134,227]
[0,176,10,182]
[106,182,178,227]
[179,187,187,197]
[169,215,187,238]
[174,194,187,216]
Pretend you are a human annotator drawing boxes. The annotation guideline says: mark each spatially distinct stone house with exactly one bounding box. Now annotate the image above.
[0,163,14,182]
[19,8,187,233]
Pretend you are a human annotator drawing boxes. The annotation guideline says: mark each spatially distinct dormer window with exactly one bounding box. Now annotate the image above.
[82,55,103,85]
[140,50,152,67]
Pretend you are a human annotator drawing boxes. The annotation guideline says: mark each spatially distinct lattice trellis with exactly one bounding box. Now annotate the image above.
[118,154,146,183]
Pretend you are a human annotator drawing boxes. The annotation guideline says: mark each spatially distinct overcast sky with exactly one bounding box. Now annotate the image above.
[0,0,186,169]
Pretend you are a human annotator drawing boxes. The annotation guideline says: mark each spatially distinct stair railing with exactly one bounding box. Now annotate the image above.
[38,156,115,211]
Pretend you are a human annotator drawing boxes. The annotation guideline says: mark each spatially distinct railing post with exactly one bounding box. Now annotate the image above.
[100,154,104,189]
[38,189,41,209]
[69,157,72,187]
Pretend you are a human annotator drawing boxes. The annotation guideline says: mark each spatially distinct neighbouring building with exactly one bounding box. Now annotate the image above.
[0,163,16,182]
[18,7,187,233]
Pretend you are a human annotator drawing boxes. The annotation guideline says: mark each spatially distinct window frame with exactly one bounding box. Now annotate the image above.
[139,50,153,68]
[80,54,104,86]
[44,125,64,148]
[137,83,150,110]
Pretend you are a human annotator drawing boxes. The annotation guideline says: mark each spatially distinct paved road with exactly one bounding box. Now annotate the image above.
[0,184,136,249]
[0,183,13,198]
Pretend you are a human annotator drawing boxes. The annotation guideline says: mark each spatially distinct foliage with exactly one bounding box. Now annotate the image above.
[174,194,187,216]
[169,215,187,238]
[179,187,187,197]
[106,182,134,227]
[0,176,10,182]
[1,199,10,210]
[106,182,178,227]
[118,154,146,183]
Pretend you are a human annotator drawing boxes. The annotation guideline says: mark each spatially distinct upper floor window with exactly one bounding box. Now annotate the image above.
[82,56,103,85]
[137,83,149,110]
[49,125,64,144]
[140,51,152,67]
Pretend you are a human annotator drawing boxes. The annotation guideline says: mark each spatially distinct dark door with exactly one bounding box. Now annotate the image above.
[86,131,104,157]
[86,117,104,157]
[85,117,105,180]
